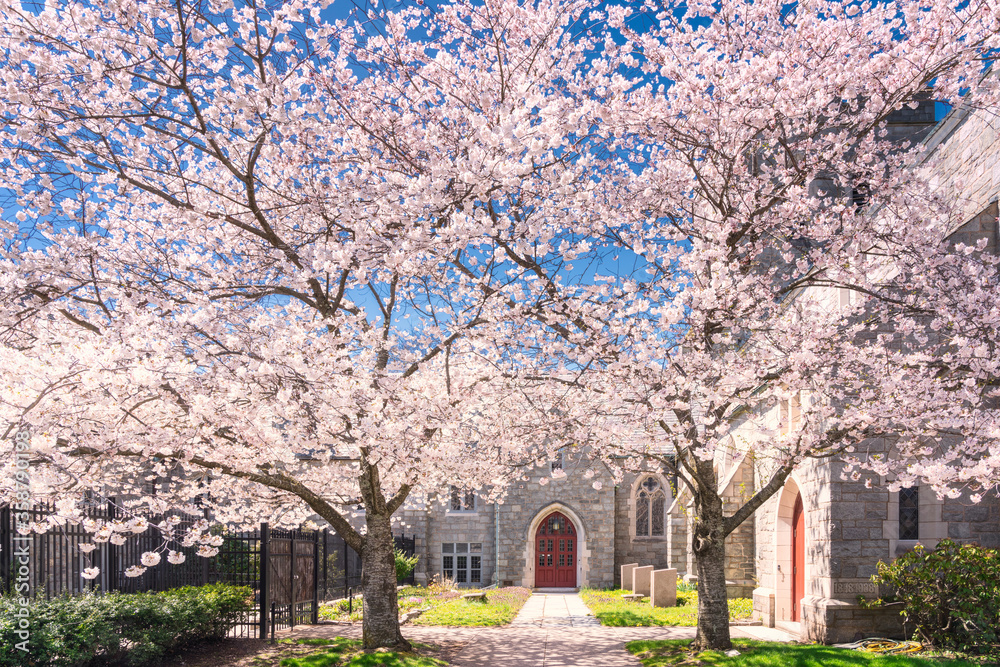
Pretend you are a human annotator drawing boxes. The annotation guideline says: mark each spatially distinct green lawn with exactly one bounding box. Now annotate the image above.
[626,640,983,667]
[319,586,532,627]
[411,587,532,626]
[275,638,446,667]
[579,589,752,627]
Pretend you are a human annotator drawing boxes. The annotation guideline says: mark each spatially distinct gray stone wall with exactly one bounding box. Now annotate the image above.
[720,456,756,598]
[496,449,616,589]
[922,101,1000,227]
[613,472,673,588]
[943,489,1000,548]
[421,492,495,588]
[947,200,998,255]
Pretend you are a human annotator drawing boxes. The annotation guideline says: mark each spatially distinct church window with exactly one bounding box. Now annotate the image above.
[899,486,919,540]
[635,476,666,537]
[449,486,476,512]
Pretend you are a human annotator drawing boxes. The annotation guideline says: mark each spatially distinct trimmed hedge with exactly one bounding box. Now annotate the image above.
[870,539,1000,656]
[0,583,253,667]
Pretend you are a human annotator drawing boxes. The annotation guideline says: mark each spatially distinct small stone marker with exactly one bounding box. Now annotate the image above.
[650,568,678,608]
[632,565,655,596]
[622,593,645,602]
[462,592,487,602]
[621,563,639,592]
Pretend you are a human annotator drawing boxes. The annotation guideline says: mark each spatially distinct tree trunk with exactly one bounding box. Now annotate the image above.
[360,511,410,651]
[691,507,732,650]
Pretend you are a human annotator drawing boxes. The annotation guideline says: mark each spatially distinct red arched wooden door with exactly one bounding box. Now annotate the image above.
[535,512,577,587]
[791,495,805,622]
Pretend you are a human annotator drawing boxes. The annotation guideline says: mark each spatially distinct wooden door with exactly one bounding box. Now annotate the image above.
[535,512,577,588]
[791,495,805,622]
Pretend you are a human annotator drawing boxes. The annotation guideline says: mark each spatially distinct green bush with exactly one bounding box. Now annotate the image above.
[870,539,1000,655]
[0,583,253,667]
[394,549,419,582]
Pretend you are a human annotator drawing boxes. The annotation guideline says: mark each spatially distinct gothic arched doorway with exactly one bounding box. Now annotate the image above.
[535,512,577,587]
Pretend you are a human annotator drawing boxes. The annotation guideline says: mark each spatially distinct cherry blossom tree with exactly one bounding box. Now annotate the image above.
[0,0,614,649]
[2,0,999,653]
[497,0,1000,650]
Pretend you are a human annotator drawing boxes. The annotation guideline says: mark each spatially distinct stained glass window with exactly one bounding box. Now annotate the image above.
[636,476,667,537]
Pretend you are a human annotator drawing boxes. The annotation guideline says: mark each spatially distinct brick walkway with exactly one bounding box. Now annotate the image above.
[279,592,797,667]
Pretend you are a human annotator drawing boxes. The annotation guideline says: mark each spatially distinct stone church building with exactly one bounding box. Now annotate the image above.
[381,98,1000,644]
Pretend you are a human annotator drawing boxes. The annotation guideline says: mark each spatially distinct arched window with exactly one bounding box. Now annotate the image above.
[635,476,666,537]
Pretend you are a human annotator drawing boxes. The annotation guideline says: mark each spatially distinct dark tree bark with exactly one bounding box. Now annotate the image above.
[690,471,733,651]
[360,510,410,651]
[691,517,733,650]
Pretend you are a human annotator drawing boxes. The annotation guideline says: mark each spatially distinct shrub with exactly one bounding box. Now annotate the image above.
[676,590,697,607]
[394,549,419,583]
[870,539,1000,655]
[0,583,253,667]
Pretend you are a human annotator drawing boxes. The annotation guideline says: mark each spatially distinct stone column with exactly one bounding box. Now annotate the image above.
[620,563,638,592]
[633,565,655,596]
[650,568,677,607]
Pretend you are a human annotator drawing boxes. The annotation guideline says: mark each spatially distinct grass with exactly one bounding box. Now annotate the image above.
[319,586,532,627]
[626,640,985,667]
[319,586,444,623]
[411,587,532,626]
[579,588,753,627]
[272,638,446,667]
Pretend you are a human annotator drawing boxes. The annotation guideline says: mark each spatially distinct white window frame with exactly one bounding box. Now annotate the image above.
[441,542,483,585]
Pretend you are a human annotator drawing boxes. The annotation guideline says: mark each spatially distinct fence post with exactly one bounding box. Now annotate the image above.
[312,530,320,624]
[290,531,297,625]
[343,536,349,599]
[321,528,328,602]
[259,522,270,640]
[201,507,210,586]
[108,500,120,593]
[0,506,10,595]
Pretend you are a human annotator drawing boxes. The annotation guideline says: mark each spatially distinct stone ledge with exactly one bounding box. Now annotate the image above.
[802,595,904,644]
[400,607,432,625]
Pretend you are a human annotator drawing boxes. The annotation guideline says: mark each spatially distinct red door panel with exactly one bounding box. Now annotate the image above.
[791,496,805,622]
[535,512,576,588]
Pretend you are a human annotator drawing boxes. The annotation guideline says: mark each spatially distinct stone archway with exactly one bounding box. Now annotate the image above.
[774,477,806,623]
[534,511,577,587]
[522,503,590,589]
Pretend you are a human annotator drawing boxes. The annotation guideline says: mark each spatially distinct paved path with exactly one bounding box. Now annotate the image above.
[510,591,602,627]
[282,591,798,667]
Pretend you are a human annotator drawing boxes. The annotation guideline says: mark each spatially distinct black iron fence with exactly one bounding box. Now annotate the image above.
[0,503,417,640]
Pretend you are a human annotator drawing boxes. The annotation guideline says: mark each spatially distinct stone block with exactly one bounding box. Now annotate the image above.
[842,527,868,540]
[621,563,638,592]
[650,568,677,608]
[633,565,655,596]
[966,506,991,522]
